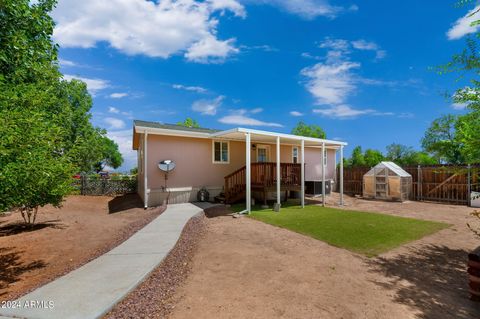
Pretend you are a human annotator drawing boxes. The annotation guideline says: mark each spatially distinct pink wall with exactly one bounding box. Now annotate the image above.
[304,148,337,181]
[142,134,337,190]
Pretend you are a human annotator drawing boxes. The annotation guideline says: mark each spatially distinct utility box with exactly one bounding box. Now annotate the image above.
[305,180,331,196]
[472,192,480,208]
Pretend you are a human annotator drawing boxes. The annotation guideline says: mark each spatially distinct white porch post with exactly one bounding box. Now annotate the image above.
[144,132,148,209]
[246,132,251,213]
[301,140,305,208]
[322,142,326,207]
[340,145,344,206]
[275,136,281,211]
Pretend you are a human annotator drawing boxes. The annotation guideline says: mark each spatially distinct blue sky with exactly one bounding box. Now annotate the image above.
[52,0,479,171]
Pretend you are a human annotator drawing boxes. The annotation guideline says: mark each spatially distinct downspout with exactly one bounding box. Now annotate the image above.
[144,131,148,209]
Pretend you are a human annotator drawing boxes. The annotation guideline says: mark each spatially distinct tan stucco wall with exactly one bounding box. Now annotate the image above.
[139,134,338,205]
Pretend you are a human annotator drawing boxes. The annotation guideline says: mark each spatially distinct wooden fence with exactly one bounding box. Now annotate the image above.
[338,164,480,206]
[72,176,137,196]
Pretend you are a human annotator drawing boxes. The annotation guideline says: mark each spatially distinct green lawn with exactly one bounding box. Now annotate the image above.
[232,203,449,257]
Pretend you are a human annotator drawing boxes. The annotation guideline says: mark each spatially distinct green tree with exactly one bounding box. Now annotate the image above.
[348,146,366,167]
[386,143,437,166]
[435,4,480,163]
[0,0,122,223]
[60,80,123,172]
[0,0,59,84]
[421,114,464,164]
[291,121,326,138]
[364,149,385,167]
[177,117,200,128]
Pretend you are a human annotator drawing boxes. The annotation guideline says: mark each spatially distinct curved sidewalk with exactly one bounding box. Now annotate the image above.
[0,203,204,319]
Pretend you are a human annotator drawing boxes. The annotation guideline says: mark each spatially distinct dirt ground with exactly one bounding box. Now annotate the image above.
[170,194,480,319]
[0,194,163,301]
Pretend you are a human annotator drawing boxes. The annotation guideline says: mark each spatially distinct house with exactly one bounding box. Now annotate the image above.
[132,120,347,213]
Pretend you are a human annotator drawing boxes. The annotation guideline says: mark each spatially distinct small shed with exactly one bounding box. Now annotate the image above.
[363,162,412,202]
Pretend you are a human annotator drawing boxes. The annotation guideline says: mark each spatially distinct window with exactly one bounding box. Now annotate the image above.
[292,147,299,164]
[323,148,328,166]
[213,141,229,163]
[257,146,269,162]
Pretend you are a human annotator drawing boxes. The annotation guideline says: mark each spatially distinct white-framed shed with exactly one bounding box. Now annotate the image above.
[210,128,347,214]
[363,161,412,202]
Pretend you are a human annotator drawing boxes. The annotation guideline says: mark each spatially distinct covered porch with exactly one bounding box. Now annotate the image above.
[211,128,347,213]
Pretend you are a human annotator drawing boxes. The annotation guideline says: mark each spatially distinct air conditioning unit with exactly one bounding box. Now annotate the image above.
[305,180,331,196]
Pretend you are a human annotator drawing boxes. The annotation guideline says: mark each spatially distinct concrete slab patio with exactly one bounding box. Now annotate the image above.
[0,203,204,319]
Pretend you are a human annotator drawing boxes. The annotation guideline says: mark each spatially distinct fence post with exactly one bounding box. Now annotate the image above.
[417,165,422,201]
[468,164,472,207]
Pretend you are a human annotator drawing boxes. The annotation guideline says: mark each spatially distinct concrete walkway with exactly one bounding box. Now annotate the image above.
[0,203,204,319]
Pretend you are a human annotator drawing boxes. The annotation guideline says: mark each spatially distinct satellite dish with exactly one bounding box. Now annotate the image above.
[158,160,176,172]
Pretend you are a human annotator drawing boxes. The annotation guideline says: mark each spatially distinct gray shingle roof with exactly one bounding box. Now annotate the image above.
[134,120,220,134]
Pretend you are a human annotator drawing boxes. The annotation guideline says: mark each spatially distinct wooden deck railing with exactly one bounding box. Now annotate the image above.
[224,163,301,203]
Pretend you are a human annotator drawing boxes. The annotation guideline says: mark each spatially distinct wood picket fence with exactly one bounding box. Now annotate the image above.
[338,164,480,206]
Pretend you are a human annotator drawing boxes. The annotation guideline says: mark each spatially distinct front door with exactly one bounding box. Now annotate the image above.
[257,146,269,162]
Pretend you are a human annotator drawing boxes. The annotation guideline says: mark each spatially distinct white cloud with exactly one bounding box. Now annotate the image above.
[110,92,129,99]
[351,39,378,51]
[219,114,283,127]
[106,129,137,171]
[250,107,263,114]
[452,102,467,110]
[185,36,239,63]
[447,5,480,40]
[108,106,120,114]
[244,0,342,19]
[313,105,374,118]
[192,95,224,115]
[290,111,304,116]
[63,74,110,95]
[172,84,208,94]
[312,105,395,119]
[318,37,386,61]
[301,61,360,105]
[52,0,244,63]
[58,58,77,67]
[105,117,126,129]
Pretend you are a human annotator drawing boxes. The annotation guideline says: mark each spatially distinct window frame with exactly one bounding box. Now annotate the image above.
[212,140,230,164]
[292,146,299,164]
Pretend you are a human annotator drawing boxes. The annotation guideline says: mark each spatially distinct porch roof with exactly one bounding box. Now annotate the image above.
[210,128,347,148]
[132,120,347,150]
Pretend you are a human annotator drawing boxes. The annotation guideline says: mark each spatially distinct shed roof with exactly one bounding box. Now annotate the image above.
[365,161,411,177]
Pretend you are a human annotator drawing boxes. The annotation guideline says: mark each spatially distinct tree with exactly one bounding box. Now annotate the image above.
[422,114,464,164]
[435,5,480,163]
[291,121,326,138]
[364,149,385,167]
[177,117,200,128]
[348,146,366,167]
[386,143,437,166]
[0,0,122,223]
[0,101,73,223]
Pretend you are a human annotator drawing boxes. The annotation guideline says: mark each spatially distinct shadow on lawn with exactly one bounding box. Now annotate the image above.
[368,244,480,319]
[0,220,64,237]
[0,247,46,297]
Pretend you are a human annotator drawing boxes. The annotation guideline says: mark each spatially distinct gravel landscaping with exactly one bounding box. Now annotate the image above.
[0,194,165,301]
[104,213,207,319]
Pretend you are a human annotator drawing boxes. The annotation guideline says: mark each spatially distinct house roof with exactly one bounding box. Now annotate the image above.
[365,161,411,177]
[132,120,347,150]
[133,120,220,134]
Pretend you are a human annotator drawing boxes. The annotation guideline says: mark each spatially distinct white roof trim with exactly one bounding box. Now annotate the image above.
[134,125,347,146]
[211,127,347,146]
[135,125,212,139]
